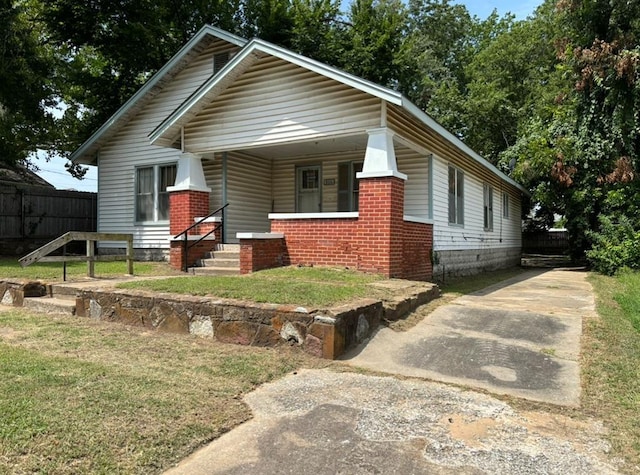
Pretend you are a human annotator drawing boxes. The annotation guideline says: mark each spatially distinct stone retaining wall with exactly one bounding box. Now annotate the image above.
[1,278,440,360]
[74,289,382,359]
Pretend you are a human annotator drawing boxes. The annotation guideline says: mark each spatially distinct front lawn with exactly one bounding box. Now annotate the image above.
[0,257,177,280]
[117,266,385,307]
[0,309,321,474]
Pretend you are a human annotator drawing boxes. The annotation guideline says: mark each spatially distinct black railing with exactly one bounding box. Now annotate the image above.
[173,203,229,272]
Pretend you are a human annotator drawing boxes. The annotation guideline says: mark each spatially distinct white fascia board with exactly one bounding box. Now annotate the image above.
[149,38,405,146]
[401,99,530,196]
[70,25,248,165]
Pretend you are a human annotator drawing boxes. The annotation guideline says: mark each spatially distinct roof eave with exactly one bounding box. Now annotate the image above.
[401,99,530,197]
[69,25,248,165]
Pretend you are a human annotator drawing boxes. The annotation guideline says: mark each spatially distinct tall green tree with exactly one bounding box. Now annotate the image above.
[464,3,558,163]
[340,0,407,88]
[558,0,640,258]
[0,0,57,165]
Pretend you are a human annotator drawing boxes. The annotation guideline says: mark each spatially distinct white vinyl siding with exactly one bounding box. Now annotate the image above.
[397,148,430,219]
[503,192,510,219]
[202,155,223,211]
[183,57,381,153]
[97,39,239,250]
[225,152,272,242]
[432,155,522,251]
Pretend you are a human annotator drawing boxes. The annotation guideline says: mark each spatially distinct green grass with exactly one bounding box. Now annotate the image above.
[0,308,321,474]
[117,266,384,307]
[0,257,177,280]
[585,271,640,471]
[613,269,640,332]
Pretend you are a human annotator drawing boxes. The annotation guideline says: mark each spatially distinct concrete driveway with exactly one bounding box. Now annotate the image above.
[164,269,618,475]
[345,268,591,406]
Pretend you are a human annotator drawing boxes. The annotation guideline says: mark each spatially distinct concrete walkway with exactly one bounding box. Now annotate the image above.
[163,268,620,475]
[344,268,592,406]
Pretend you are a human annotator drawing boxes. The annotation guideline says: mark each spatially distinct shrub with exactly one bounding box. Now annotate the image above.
[586,215,640,275]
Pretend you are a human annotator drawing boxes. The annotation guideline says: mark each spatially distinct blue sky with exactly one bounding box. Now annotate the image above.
[34,0,542,192]
[453,0,542,19]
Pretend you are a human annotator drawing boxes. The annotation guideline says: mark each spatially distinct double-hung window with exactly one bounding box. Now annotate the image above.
[135,163,176,223]
[483,183,494,231]
[448,165,464,225]
[338,161,363,212]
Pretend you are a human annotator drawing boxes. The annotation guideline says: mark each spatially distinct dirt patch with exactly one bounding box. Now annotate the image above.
[387,293,458,331]
[0,326,23,340]
[443,415,499,448]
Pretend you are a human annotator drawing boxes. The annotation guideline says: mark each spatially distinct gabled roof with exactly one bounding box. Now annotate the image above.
[70,25,247,165]
[149,37,528,195]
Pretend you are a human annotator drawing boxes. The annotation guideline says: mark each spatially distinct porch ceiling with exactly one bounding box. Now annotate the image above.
[200,133,410,160]
[240,135,368,160]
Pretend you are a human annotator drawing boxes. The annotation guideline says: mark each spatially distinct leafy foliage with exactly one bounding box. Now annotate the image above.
[0,0,57,165]
[586,215,640,275]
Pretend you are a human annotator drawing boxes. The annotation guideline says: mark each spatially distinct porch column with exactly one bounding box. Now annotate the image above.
[167,152,211,269]
[356,127,407,278]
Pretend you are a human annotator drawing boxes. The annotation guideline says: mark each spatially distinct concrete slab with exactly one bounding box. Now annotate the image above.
[164,370,617,475]
[343,269,592,406]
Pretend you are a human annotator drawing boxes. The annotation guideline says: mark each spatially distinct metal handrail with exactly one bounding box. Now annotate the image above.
[173,203,229,272]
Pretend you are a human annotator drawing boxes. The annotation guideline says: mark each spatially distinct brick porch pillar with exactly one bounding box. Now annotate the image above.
[356,127,407,278]
[167,152,211,270]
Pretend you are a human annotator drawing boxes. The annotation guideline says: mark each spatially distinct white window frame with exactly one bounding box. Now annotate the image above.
[448,165,464,226]
[483,183,493,231]
[502,192,510,219]
[135,163,176,224]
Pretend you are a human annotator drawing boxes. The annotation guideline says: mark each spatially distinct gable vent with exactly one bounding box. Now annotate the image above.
[213,52,231,74]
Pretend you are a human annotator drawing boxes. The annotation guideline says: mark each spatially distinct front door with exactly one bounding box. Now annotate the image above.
[296,165,321,213]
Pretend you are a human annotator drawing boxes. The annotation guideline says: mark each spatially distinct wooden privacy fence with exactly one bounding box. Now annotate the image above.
[522,230,570,255]
[0,183,97,255]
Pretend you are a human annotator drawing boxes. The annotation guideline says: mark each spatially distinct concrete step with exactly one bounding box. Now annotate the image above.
[48,284,80,300]
[199,258,239,268]
[206,250,240,260]
[189,266,240,276]
[216,244,240,251]
[23,296,76,316]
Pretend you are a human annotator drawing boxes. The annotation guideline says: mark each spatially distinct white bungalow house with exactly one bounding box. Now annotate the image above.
[70,25,528,281]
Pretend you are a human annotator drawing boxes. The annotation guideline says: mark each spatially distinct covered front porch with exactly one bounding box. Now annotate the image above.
[167,128,434,280]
